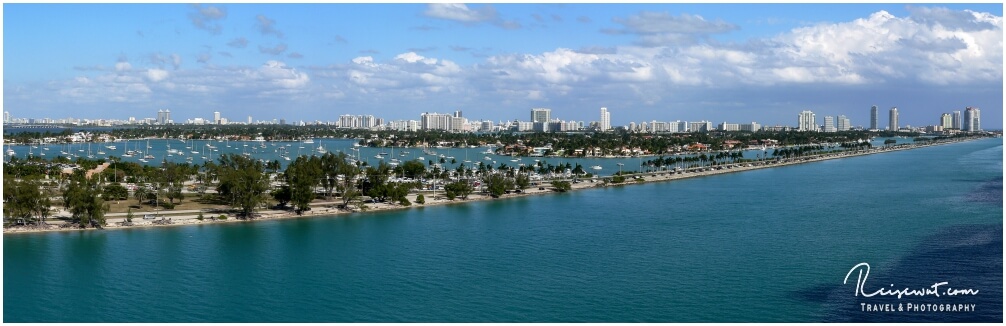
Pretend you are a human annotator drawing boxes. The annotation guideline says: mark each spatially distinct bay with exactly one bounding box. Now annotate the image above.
[4,138,1001,322]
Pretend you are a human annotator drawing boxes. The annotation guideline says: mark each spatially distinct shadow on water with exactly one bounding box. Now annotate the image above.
[798,224,1002,322]
[966,177,1003,205]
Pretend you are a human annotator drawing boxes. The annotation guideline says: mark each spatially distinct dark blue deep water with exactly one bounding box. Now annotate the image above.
[4,138,1002,322]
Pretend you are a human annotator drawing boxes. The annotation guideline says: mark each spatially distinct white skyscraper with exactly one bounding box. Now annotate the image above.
[837,115,850,131]
[798,110,816,131]
[952,110,962,129]
[889,107,899,131]
[823,116,836,132]
[600,107,611,131]
[214,111,221,124]
[531,108,551,123]
[940,113,953,129]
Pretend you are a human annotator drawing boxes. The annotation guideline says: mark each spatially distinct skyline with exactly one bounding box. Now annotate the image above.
[3,3,1003,129]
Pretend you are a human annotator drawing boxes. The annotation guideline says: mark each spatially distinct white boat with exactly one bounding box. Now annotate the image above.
[591,165,603,170]
[303,139,315,144]
[316,145,327,154]
[484,156,492,160]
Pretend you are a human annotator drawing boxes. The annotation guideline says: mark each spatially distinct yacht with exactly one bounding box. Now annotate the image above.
[591,165,603,170]
[303,139,315,144]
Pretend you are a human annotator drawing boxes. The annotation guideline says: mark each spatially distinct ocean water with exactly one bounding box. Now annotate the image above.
[4,138,1001,322]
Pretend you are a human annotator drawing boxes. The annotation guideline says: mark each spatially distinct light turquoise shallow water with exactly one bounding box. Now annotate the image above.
[4,138,1001,322]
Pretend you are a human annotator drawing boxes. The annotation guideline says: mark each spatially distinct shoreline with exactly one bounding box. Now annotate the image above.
[4,136,995,235]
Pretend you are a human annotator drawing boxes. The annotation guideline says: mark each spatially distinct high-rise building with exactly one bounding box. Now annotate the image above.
[248,116,252,124]
[740,122,761,132]
[870,105,878,130]
[689,121,712,132]
[952,110,962,129]
[3,111,9,123]
[889,107,899,131]
[599,107,611,131]
[940,113,953,129]
[420,112,453,131]
[675,120,688,133]
[823,116,836,132]
[837,115,851,131]
[214,111,221,124]
[798,110,816,131]
[164,109,171,124]
[964,107,981,131]
[531,108,551,123]
[717,122,740,131]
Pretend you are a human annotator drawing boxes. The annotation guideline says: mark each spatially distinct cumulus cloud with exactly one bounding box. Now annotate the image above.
[227,37,249,48]
[7,6,1001,125]
[147,68,169,82]
[258,43,288,55]
[604,11,739,46]
[256,14,283,38]
[188,4,227,34]
[423,3,521,29]
[258,61,309,88]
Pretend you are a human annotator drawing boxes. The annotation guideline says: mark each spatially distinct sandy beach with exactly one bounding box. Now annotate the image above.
[3,136,990,234]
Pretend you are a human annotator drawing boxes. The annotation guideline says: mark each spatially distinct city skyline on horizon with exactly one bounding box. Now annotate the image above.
[4,3,1003,128]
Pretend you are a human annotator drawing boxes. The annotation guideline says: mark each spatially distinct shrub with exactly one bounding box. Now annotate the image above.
[217,214,227,220]
[398,197,411,206]
[197,212,204,221]
[416,194,426,204]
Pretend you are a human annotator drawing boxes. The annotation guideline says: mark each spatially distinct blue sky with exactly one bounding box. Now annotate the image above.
[4,3,1003,128]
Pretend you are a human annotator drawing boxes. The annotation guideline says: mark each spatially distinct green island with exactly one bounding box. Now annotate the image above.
[3,127,998,234]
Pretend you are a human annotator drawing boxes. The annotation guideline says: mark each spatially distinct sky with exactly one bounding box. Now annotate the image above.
[3,3,1003,129]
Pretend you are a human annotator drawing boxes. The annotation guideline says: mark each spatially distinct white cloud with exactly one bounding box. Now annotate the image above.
[424,3,494,23]
[146,69,169,82]
[423,3,520,29]
[115,62,132,72]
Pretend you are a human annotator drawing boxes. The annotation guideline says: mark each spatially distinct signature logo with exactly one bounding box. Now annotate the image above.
[844,262,980,299]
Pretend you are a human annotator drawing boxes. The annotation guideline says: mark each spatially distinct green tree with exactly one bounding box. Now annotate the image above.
[400,160,426,179]
[102,183,129,203]
[444,180,474,200]
[215,154,270,218]
[482,173,514,198]
[415,193,425,204]
[515,173,530,191]
[62,177,109,228]
[272,186,292,208]
[551,180,572,192]
[285,156,322,214]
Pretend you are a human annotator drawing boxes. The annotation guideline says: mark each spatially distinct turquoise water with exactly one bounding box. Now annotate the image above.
[4,136,910,174]
[4,138,1001,322]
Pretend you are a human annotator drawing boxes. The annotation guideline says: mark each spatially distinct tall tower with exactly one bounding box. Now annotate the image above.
[600,107,610,131]
[531,108,551,123]
[214,111,221,124]
[870,105,878,130]
[940,113,953,129]
[964,107,980,131]
[889,107,898,131]
[952,110,962,129]
[165,109,171,124]
[837,115,850,131]
[823,116,836,132]
[798,110,816,131]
